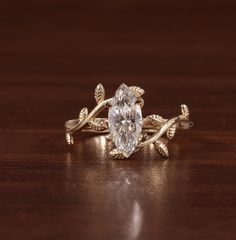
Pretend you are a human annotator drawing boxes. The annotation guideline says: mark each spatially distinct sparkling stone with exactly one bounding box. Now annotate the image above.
[108,84,142,157]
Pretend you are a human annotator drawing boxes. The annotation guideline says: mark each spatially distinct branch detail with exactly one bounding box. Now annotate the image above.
[110,149,126,159]
[181,104,189,118]
[167,124,177,140]
[147,114,164,127]
[154,141,169,157]
[129,86,145,98]
[94,84,105,104]
[79,107,88,122]
[89,119,108,131]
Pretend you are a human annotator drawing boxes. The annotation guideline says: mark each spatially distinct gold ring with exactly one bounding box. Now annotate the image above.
[65,83,193,159]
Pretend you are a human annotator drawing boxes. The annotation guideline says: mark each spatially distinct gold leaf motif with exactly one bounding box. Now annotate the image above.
[129,86,145,98]
[79,107,88,122]
[154,141,169,157]
[94,84,105,104]
[110,149,126,159]
[65,119,79,129]
[181,104,189,118]
[167,124,177,140]
[65,133,74,145]
[88,119,108,131]
[147,114,164,127]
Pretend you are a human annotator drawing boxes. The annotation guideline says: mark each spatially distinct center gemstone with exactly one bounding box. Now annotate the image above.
[108,84,142,157]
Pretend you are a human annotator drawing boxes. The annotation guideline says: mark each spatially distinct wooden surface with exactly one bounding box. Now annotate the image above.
[1,1,236,239]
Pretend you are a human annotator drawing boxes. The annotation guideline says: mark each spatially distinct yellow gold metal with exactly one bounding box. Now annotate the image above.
[65,84,193,159]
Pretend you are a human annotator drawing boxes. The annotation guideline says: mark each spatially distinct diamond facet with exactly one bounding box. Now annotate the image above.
[108,84,142,157]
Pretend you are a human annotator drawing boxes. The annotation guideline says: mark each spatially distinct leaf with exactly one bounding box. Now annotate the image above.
[181,104,189,118]
[79,107,88,122]
[147,114,164,127]
[88,119,108,131]
[65,133,74,145]
[65,119,79,129]
[167,124,177,140]
[110,149,126,159]
[94,84,105,104]
[129,86,145,98]
[154,141,169,157]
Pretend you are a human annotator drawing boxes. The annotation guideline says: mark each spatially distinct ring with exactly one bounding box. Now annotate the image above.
[65,83,193,159]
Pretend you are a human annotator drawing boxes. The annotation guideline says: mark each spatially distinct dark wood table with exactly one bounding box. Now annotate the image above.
[1,1,236,239]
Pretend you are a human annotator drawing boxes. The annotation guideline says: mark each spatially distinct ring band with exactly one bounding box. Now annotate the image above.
[65,83,193,159]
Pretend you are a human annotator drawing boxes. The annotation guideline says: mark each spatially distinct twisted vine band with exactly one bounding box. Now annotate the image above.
[65,83,193,159]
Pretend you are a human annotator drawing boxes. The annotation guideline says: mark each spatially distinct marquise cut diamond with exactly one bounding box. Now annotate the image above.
[108,84,142,157]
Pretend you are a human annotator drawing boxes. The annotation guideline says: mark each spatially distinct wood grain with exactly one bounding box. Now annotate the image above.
[0,0,236,239]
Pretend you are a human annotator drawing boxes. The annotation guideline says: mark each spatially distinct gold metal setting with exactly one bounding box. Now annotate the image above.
[65,84,193,159]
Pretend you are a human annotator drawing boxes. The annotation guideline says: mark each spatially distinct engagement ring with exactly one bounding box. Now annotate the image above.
[65,83,193,159]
